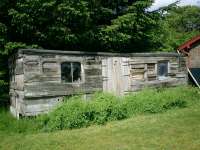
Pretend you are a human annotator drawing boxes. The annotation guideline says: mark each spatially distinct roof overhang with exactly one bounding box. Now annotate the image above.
[177,35,200,54]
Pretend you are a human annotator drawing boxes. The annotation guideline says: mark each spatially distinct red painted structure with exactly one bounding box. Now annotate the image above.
[177,35,200,88]
[177,35,200,55]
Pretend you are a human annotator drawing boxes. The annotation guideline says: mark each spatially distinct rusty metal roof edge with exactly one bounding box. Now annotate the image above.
[177,35,200,51]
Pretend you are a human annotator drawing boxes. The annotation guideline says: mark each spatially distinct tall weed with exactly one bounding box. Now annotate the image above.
[43,86,199,131]
[0,86,199,133]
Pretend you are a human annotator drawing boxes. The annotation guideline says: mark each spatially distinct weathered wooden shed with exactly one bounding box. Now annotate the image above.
[9,49,187,117]
[178,35,200,87]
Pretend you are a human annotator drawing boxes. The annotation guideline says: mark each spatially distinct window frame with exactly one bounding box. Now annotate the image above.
[157,61,169,80]
[146,63,156,81]
[60,61,84,84]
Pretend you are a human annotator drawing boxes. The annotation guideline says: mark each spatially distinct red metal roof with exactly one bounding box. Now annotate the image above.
[177,35,200,52]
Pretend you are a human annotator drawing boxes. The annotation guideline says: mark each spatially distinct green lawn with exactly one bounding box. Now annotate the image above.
[1,104,200,150]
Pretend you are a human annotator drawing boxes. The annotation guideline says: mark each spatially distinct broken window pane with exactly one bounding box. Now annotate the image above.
[72,62,81,82]
[61,62,81,83]
[61,62,72,82]
[158,61,168,77]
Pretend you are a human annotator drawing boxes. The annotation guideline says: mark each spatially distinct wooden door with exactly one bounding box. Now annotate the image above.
[102,57,130,95]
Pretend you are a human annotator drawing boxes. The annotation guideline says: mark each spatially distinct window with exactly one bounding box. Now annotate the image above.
[61,62,81,83]
[157,61,168,79]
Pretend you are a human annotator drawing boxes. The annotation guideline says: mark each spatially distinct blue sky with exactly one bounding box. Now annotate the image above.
[149,0,200,10]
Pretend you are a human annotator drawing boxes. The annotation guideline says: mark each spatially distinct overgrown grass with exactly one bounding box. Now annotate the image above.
[43,86,200,131]
[1,102,200,150]
[0,107,42,134]
[0,86,199,134]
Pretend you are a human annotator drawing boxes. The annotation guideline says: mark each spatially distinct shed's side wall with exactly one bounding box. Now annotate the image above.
[9,54,24,118]
[188,44,200,68]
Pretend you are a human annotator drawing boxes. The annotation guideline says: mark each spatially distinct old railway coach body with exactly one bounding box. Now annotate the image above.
[9,49,187,117]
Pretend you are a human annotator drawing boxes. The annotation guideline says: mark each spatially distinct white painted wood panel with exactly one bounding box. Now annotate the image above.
[102,57,131,95]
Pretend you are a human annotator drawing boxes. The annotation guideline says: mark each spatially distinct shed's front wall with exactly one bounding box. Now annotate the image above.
[102,55,187,94]
[22,53,103,116]
[129,56,187,91]
[9,49,187,117]
[24,55,103,97]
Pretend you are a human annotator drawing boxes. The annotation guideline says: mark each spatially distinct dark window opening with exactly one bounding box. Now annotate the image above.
[157,61,168,78]
[61,62,81,83]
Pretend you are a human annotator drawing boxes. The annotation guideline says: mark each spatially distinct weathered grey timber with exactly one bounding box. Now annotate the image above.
[187,44,200,68]
[9,49,188,117]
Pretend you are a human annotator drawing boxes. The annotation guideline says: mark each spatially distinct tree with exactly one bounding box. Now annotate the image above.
[7,0,162,52]
[0,23,8,102]
[160,6,200,51]
[3,0,192,104]
[98,1,164,52]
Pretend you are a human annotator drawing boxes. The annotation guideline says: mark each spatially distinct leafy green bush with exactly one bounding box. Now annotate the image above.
[123,87,191,116]
[42,86,199,131]
[45,96,90,130]
[89,92,127,124]
[163,99,187,110]
[44,93,127,131]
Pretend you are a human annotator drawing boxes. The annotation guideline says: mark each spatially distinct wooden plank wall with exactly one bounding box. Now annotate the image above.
[9,50,188,117]
[23,54,103,98]
[19,53,103,116]
[9,54,25,118]
[102,56,187,94]
[129,56,187,92]
[188,44,200,68]
[102,57,130,95]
